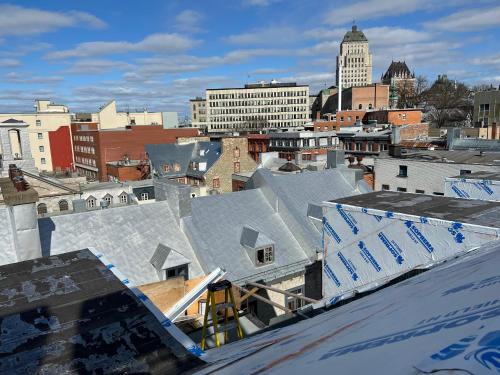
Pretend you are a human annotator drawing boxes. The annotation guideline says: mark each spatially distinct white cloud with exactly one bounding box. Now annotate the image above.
[251,68,288,75]
[243,0,282,6]
[471,54,500,67]
[0,58,21,68]
[0,4,106,37]
[425,6,500,31]
[45,33,200,59]
[65,59,132,74]
[5,72,63,84]
[323,0,427,25]
[175,10,204,33]
[225,26,300,45]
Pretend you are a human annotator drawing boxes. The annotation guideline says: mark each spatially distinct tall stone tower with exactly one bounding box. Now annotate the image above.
[336,25,373,89]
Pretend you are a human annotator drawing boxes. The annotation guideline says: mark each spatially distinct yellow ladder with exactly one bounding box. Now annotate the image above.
[200,280,244,350]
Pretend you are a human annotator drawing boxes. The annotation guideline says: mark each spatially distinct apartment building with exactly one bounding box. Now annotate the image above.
[0,99,72,172]
[268,130,339,160]
[205,81,309,132]
[336,25,373,89]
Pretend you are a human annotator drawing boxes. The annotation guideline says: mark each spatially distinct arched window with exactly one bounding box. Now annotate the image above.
[358,104,363,109]
[368,103,373,109]
[37,203,47,215]
[58,200,69,211]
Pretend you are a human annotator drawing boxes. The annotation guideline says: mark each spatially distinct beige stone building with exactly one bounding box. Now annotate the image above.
[336,25,373,89]
[0,100,71,172]
[91,100,163,129]
[189,97,207,130]
[204,81,309,132]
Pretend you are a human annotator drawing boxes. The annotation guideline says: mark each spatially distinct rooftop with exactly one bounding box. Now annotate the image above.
[0,249,203,374]
[383,149,500,165]
[342,25,368,43]
[197,239,500,374]
[333,190,500,227]
[449,171,500,181]
[38,201,204,285]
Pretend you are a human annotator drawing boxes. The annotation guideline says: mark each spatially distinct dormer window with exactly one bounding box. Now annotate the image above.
[256,246,274,266]
[119,192,128,204]
[163,164,171,172]
[86,196,96,209]
[174,163,181,172]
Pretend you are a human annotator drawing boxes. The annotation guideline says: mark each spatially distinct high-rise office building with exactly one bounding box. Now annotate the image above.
[336,25,373,89]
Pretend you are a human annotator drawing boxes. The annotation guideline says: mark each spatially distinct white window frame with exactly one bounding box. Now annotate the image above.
[140,192,149,201]
[86,198,96,209]
[119,193,128,204]
[256,245,274,266]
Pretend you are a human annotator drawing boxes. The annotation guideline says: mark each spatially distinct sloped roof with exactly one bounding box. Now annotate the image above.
[278,162,301,172]
[38,201,203,285]
[197,240,500,374]
[0,249,203,374]
[247,168,371,257]
[382,61,412,80]
[1,118,24,124]
[342,25,368,43]
[182,189,309,283]
[146,143,195,177]
[240,225,274,249]
[150,243,191,271]
[146,141,221,178]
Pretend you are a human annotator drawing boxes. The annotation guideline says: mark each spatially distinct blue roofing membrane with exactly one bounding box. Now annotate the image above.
[197,240,500,374]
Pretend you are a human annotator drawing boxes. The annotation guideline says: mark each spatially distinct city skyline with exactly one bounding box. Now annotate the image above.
[0,0,499,115]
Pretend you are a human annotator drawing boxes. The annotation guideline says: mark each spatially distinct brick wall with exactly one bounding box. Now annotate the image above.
[205,137,257,194]
[365,109,422,126]
[400,122,428,140]
[72,125,199,181]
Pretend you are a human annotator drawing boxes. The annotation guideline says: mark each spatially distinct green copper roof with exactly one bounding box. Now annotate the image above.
[342,25,368,43]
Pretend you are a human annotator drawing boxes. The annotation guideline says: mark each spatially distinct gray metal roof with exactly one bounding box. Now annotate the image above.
[0,249,203,374]
[147,143,195,178]
[333,191,500,227]
[383,149,500,165]
[247,168,371,257]
[38,201,203,285]
[450,138,500,151]
[182,189,309,283]
[146,141,221,179]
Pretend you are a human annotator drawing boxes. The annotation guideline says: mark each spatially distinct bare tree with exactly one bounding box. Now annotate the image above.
[421,75,472,128]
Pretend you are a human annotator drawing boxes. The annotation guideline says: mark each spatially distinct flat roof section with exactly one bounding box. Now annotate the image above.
[332,191,500,227]
[0,249,204,374]
[450,171,500,181]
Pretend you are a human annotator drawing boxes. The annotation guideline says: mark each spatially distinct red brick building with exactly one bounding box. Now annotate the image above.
[71,124,199,181]
[364,109,422,126]
[247,134,270,163]
[48,126,74,171]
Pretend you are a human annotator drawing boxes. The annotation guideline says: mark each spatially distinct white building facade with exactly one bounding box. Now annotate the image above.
[374,153,500,195]
[206,82,309,132]
[336,25,373,89]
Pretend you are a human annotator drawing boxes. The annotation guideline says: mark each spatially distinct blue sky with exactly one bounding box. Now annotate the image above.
[0,0,499,116]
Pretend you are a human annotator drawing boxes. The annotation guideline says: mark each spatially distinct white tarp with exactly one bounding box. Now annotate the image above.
[321,202,500,305]
[195,240,500,374]
[445,177,500,202]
